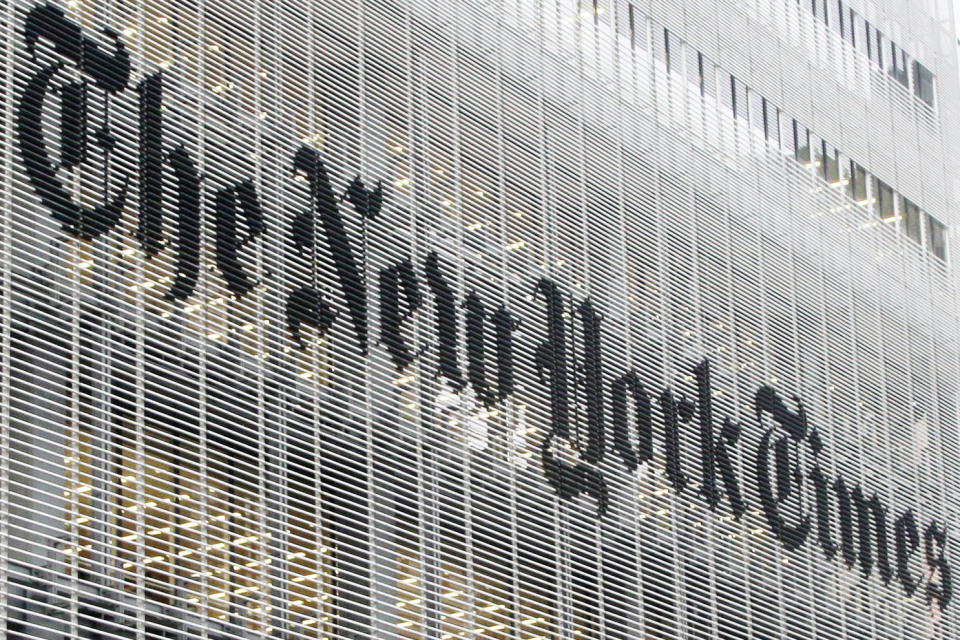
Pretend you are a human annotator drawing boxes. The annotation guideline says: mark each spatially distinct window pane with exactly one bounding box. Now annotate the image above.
[914,61,935,106]
[666,31,684,74]
[749,89,764,132]
[780,111,795,155]
[848,161,868,201]
[823,142,840,183]
[764,100,780,146]
[926,213,948,260]
[700,53,717,97]
[902,197,923,245]
[874,28,884,68]
[794,121,811,164]
[732,77,748,121]
[873,177,894,220]
[653,26,666,63]
[631,6,650,53]
[718,70,734,113]
[812,134,826,177]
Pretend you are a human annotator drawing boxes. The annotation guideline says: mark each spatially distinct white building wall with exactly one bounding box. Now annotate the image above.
[3,1,960,639]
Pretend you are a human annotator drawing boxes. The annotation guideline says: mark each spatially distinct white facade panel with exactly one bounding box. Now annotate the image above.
[3,1,960,640]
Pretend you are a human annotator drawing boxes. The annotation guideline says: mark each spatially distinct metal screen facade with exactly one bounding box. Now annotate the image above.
[4,0,960,639]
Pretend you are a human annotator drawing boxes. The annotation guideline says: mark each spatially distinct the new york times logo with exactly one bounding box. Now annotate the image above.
[13,0,952,620]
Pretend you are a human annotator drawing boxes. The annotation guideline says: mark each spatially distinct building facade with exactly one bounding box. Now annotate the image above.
[4,0,960,638]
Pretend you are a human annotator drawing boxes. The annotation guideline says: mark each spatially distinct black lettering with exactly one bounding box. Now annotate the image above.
[292,146,369,353]
[60,80,87,169]
[659,388,694,493]
[833,479,892,583]
[578,299,605,465]
[464,292,518,407]
[286,287,337,349]
[852,487,892,583]
[424,251,465,391]
[344,175,383,221]
[925,520,952,610]
[137,72,164,257]
[894,509,920,597]
[24,4,130,93]
[611,370,653,472]
[135,72,202,300]
[16,4,132,240]
[535,278,608,515]
[754,386,810,551]
[379,259,422,371]
[836,477,857,569]
[694,360,745,518]
[807,429,837,560]
[214,179,266,299]
[164,147,202,301]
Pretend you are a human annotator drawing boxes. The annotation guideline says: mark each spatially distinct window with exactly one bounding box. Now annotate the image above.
[889,42,908,87]
[901,197,923,245]
[749,89,764,134]
[764,100,780,146]
[812,134,826,177]
[867,25,884,68]
[847,161,867,202]
[875,29,885,68]
[854,12,868,51]
[718,70,734,113]
[779,111,795,155]
[823,142,840,184]
[665,30,684,74]
[699,53,717,97]
[794,120,811,164]
[629,6,650,54]
[925,214,947,261]
[732,77,748,122]
[811,0,828,25]
[828,0,842,33]
[914,61,935,106]
[653,26,667,64]
[845,7,856,45]
[873,177,894,221]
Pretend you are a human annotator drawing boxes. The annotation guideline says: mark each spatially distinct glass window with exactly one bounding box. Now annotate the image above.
[914,61,935,106]
[847,161,867,202]
[764,100,780,146]
[812,134,826,177]
[889,42,908,86]
[901,196,923,245]
[653,26,667,64]
[665,30,684,74]
[630,6,650,54]
[718,70,734,113]
[780,111,795,155]
[875,28,884,68]
[845,8,857,45]
[873,177,894,220]
[829,0,842,33]
[854,13,868,51]
[699,53,717,97]
[616,0,631,40]
[687,45,700,86]
[794,120,811,164]
[925,213,947,261]
[823,142,840,183]
[732,77,748,121]
[749,89,764,133]
[811,0,828,25]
